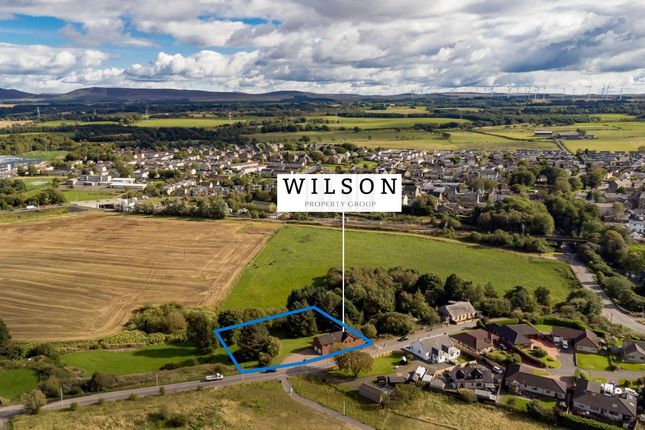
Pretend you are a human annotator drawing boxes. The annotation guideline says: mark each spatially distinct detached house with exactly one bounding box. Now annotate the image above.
[449,365,495,390]
[550,327,601,353]
[407,335,460,363]
[620,341,645,363]
[439,301,478,323]
[450,329,498,352]
[312,331,362,355]
[504,364,567,400]
[572,379,637,426]
[488,324,539,347]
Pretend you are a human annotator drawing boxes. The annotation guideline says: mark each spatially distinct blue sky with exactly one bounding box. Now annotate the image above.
[0,0,643,94]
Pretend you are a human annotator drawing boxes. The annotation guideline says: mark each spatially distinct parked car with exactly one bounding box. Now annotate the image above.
[614,387,623,396]
[492,366,504,374]
[262,369,277,374]
[562,340,569,349]
[398,336,409,342]
[203,373,224,381]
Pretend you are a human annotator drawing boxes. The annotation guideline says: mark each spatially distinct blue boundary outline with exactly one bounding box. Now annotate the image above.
[213,305,373,374]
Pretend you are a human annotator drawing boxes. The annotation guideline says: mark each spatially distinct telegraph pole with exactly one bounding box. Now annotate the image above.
[341,211,345,331]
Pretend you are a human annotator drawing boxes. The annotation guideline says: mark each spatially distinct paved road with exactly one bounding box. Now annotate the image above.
[0,322,471,428]
[567,253,645,333]
[280,378,371,430]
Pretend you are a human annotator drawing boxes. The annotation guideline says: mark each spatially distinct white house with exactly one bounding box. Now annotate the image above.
[407,335,460,363]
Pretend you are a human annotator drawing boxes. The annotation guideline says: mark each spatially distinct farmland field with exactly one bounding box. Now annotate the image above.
[0,120,32,128]
[251,128,558,150]
[305,115,468,129]
[38,120,117,127]
[135,117,252,128]
[556,121,645,152]
[0,214,278,341]
[11,381,353,430]
[223,225,577,310]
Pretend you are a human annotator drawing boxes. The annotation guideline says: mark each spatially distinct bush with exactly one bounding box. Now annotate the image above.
[84,372,117,392]
[97,398,105,405]
[128,393,138,401]
[69,402,78,411]
[458,389,477,403]
[531,347,547,358]
[159,387,165,395]
[159,362,181,371]
[20,389,47,413]
[361,323,377,339]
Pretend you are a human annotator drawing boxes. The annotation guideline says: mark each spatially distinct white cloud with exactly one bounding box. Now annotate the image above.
[0,0,643,93]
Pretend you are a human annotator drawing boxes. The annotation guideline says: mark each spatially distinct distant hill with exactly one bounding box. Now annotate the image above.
[0,86,415,103]
[0,88,34,100]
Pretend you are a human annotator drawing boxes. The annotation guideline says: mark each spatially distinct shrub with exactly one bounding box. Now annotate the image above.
[84,372,117,392]
[20,389,47,413]
[531,347,547,358]
[159,386,165,395]
[97,398,105,405]
[458,389,477,403]
[128,393,138,401]
[159,362,181,371]
[69,402,78,411]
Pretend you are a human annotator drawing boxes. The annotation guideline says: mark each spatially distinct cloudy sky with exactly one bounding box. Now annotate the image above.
[0,0,644,94]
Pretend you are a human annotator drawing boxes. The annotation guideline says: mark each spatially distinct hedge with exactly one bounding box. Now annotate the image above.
[531,316,585,330]
[559,413,622,430]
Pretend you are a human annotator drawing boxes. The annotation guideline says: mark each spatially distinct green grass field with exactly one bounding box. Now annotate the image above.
[222,225,577,310]
[250,128,557,150]
[61,344,212,376]
[19,150,68,160]
[61,189,121,201]
[0,368,39,400]
[306,115,468,129]
[575,353,610,371]
[556,121,645,152]
[365,105,429,114]
[328,352,403,379]
[135,117,252,128]
[291,377,555,430]
[0,207,80,224]
[11,381,352,430]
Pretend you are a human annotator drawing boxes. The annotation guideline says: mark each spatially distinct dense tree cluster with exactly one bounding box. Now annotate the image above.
[134,196,229,219]
[473,197,555,235]
[0,178,65,210]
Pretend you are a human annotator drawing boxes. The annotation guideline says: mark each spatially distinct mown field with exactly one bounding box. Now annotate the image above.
[11,381,354,430]
[306,115,468,129]
[61,344,212,376]
[0,214,278,341]
[290,377,556,430]
[222,225,577,309]
[38,120,118,127]
[0,368,39,400]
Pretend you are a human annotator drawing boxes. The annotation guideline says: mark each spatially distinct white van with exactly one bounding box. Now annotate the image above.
[203,373,224,381]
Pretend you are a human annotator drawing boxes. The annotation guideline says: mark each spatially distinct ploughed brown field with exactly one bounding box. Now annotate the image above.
[0,214,278,341]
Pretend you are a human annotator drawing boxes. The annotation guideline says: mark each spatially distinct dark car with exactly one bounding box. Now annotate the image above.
[262,369,277,373]
[398,336,409,342]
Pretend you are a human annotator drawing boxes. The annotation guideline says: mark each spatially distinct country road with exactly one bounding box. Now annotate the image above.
[0,323,470,428]
[567,252,645,333]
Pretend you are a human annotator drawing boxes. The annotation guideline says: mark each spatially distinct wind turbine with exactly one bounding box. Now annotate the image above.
[507,85,512,99]
[586,85,592,101]
[618,85,624,101]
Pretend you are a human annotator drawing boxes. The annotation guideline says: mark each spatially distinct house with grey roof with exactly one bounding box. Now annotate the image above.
[572,379,637,426]
[407,335,460,363]
[504,364,567,400]
[620,340,645,363]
